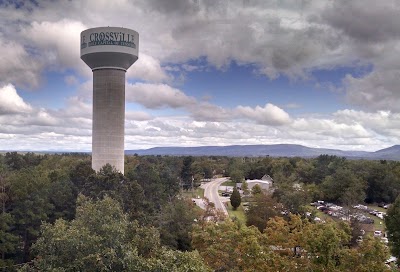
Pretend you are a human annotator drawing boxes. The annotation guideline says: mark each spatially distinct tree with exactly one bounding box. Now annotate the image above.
[192,220,296,271]
[311,155,346,184]
[320,168,367,206]
[230,169,244,184]
[48,170,77,221]
[251,184,262,195]
[158,198,201,251]
[273,182,310,215]
[230,187,241,210]
[8,168,53,262]
[241,180,250,195]
[385,195,400,265]
[181,156,194,190]
[0,212,18,268]
[341,236,390,272]
[82,163,124,200]
[69,160,95,192]
[28,195,211,272]
[263,214,390,271]
[246,192,281,232]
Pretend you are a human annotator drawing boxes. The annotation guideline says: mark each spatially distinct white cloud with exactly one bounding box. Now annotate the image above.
[126,53,170,82]
[343,70,400,112]
[21,19,86,72]
[2,1,400,151]
[333,109,400,138]
[126,111,153,121]
[126,82,196,108]
[57,96,92,118]
[291,117,371,139]
[236,103,291,126]
[0,84,32,114]
[322,0,400,43]
[0,38,43,88]
[189,102,232,122]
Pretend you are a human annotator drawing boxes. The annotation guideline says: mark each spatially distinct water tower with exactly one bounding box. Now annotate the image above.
[80,27,139,174]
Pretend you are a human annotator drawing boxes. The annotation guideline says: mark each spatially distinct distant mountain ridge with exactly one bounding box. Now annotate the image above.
[125,144,400,160]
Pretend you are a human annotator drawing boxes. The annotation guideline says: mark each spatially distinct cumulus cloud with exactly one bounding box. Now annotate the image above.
[0,0,396,90]
[57,96,92,118]
[21,19,86,71]
[291,117,371,139]
[126,82,196,108]
[0,38,43,88]
[126,53,170,82]
[0,84,32,114]
[126,111,153,121]
[189,102,232,122]
[333,109,400,138]
[2,1,400,151]
[236,103,291,126]
[343,70,400,112]
[322,0,400,43]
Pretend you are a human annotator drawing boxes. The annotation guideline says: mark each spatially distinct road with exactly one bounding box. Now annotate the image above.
[202,177,229,216]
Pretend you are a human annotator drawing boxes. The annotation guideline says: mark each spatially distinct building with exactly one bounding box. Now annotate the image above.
[237,174,274,192]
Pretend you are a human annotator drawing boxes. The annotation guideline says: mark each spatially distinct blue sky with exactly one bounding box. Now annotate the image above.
[1,0,400,152]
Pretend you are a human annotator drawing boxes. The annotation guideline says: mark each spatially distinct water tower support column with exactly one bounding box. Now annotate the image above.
[92,69,126,173]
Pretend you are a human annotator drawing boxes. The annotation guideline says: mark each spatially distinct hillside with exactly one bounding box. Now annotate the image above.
[125,144,398,160]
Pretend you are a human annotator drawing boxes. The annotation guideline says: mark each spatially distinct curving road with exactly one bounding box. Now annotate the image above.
[202,177,229,216]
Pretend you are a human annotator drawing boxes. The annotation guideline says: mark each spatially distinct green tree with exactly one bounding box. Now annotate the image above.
[385,195,400,265]
[181,156,194,190]
[127,160,180,216]
[273,182,310,215]
[263,214,390,271]
[0,212,19,269]
[241,180,250,195]
[251,184,262,195]
[295,159,315,183]
[246,192,281,232]
[341,236,390,272]
[321,168,367,206]
[82,164,124,200]
[48,170,77,221]
[29,195,210,272]
[301,220,351,270]
[192,220,296,271]
[158,198,201,251]
[8,168,53,262]
[230,169,244,184]
[69,160,95,192]
[230,187,241,210]
[4,152,26,171]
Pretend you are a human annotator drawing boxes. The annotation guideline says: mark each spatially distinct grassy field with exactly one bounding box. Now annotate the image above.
[365,205,387,232]
[366,204,387,213]
[227,202,246,225]
[221,180,235,186]
[181,187,205,199]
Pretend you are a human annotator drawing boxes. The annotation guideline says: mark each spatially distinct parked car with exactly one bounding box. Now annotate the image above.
[374,230,382,237]
[384,204,391,209]
[376,212,385,219]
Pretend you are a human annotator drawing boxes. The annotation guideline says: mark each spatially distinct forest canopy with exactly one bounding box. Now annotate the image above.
[0,152,398,270]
